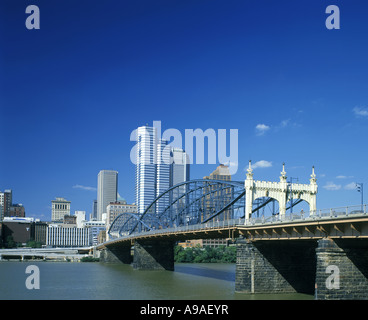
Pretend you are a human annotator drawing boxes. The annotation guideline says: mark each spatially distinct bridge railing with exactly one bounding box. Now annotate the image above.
[110,217,246,241]
[247,204,367,226]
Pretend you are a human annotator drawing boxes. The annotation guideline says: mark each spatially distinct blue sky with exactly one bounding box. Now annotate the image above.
[1,0,368,220]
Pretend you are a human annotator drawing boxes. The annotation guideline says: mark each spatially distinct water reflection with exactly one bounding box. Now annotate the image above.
[175,263,235,282]
[0,262,313,300]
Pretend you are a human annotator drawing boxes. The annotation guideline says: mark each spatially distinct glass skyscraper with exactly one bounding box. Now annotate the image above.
[135,125,157,214]
[135,125,190,214]
[156,139,171,214]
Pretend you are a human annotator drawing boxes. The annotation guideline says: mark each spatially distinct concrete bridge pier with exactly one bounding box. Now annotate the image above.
[100,244,132,264]
[315,238,368,300]
[235,238,317,295]
[132,239,175,271]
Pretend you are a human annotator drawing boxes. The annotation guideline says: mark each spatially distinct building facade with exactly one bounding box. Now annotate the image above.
[83,220,106,246]
[74,211,86,228]
[51,197,71,222]
[0,190,12,220]
[1,218,34,246]
[34,221,48,245]
[9,204,25,218]
[46,225,90,248]
[171,148,190,187]
[97,170,118,220]
[106,200,138,232]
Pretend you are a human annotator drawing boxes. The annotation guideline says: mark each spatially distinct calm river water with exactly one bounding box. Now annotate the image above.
[0,262,313,300]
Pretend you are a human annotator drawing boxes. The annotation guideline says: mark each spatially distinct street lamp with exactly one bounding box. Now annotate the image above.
[356,183,363,212]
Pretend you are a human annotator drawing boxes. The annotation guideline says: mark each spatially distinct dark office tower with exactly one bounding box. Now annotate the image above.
[91,200,98,220]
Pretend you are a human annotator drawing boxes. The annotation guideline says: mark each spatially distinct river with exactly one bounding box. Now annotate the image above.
[0,262,313,300]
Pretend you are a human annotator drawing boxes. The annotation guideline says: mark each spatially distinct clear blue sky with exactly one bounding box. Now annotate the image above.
[1,0,368,220]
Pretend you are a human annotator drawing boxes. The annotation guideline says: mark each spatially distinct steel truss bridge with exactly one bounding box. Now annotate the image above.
[105,178,368,244]
[108,179,246,239]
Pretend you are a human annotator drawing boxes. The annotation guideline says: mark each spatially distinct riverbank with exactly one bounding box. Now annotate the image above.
[174,245,236,263]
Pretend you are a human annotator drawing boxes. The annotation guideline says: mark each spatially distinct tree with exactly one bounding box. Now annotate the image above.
[174,245,237,263]
[6,236,16,248]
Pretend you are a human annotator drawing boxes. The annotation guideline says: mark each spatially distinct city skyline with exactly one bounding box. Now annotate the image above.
[1,1,368,220]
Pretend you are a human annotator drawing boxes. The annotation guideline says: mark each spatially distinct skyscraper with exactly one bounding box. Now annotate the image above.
[91,200,97,220]
[135,125,190,214]
[97,170,118,220]
[156,139,171,214]
[135,125,157,214]
[171,148,190,187]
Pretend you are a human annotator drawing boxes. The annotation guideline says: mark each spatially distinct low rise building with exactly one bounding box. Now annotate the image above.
[46,225,90,248]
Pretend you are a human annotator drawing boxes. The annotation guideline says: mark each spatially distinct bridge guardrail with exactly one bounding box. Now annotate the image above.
[247,204,367,226]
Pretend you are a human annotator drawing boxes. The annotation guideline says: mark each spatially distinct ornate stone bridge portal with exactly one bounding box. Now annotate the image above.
[245,161,317,220]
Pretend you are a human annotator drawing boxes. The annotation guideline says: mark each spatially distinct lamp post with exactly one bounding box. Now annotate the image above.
[356,183,363,212]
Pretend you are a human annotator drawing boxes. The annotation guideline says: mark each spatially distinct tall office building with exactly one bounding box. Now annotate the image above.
[0,190,12,220]
[156,139,171,213]
[51,197,71,221]
[97,170,118,221]
[171,148,190,187]
[91,200,97,220]
[135,125,190,214]
[135,125,157,214]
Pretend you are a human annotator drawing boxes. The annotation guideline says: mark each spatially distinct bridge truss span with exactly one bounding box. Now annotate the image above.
[108,179,246,239]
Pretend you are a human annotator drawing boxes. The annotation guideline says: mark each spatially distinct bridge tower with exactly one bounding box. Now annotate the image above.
[244,161,318,221]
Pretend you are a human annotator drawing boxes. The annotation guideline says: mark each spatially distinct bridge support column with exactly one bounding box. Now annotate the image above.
[235,239,316,294]
[315,238,368,300]
[133,240,174,271]
[100,245,132,264]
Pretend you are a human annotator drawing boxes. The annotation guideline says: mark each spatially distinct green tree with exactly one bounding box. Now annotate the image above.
[174,244,237,263]
[26,240,42,248]
[6,236,16,248]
